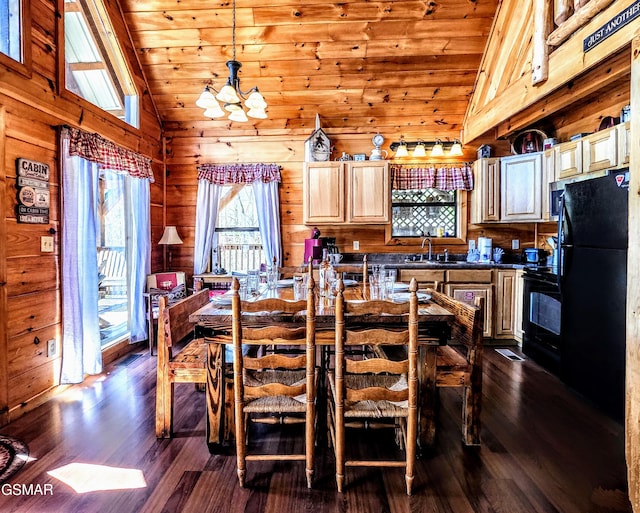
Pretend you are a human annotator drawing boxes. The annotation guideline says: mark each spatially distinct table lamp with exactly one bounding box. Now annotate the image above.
[158,226,183,270]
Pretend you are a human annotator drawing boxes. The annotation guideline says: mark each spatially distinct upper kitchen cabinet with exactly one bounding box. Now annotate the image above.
[618,121,631,168]
[347,161,390,224]
[303,162,345,224]
[303,161,390,225]
[471,153,544,223]
[500,152,544,222]
[470,158,500,224]
[582,126,618,173]
[555,139,582,179]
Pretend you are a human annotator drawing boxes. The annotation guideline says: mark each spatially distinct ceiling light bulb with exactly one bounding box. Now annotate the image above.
[412,142,427,157]
[216,84,241,104]
[395,143,409,158]
[224,102,243,112]
[450,139,463,156]
[204,104,225,118]
[245,91,267,110]
[228,109,248,122]
[196,87,219,109]
[247,108,267,119]
[430,139,444,157]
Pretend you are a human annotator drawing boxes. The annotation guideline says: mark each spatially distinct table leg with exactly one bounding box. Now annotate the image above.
[206,342,225,453]
[419,345,437,449]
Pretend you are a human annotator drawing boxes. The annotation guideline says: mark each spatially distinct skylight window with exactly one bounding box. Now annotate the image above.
[63,0,139,128]
[0,0,22,61]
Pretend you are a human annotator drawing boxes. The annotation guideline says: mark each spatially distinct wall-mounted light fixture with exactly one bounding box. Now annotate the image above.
[390,138,464,157]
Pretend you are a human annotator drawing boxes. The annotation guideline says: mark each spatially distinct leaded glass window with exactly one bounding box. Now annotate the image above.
[391,188,457,238]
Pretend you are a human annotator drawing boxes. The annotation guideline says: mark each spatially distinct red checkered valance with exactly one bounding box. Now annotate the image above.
[65,127,154,182]
[390,163,474,191]
[197,163,281,184]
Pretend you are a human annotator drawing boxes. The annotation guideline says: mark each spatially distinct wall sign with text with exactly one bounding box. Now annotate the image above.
[16,158,50,224]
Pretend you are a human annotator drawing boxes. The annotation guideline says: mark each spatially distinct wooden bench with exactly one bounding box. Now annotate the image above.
[155,288,211,438]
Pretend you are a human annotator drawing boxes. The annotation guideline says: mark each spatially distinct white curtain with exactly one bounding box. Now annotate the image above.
[60,128,151,383]
[61,136,102,383]
[126,175,150,342]
[253,179,282,266]
[193,179,222,274]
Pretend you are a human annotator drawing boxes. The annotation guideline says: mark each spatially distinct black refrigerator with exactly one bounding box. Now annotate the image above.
[559,171,628,421]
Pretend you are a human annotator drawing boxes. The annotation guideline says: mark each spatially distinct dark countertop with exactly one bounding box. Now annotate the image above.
[334,253,528,271]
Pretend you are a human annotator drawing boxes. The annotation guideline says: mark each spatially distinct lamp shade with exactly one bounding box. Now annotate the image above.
[412,142,427,157]
[449,139,464,156]
[158,226,183,245]
[430,140,444,157]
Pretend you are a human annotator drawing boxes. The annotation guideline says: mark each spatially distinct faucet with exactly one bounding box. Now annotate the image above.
[421,237,432,261]
[444,248,449,262]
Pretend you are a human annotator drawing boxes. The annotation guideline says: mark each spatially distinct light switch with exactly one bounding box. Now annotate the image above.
[41,236,54,252]
[511,239,520,250]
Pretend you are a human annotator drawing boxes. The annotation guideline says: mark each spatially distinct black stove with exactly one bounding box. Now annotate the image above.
[522,265,562,375]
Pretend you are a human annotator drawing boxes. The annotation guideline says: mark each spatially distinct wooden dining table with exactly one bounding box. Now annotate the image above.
[189,282,454,453]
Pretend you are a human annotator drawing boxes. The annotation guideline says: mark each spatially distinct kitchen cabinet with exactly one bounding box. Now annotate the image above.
[347,161,391,223]
[514,269,524,343]
[303,162,345,224]
[541,148,555,221]
[582,126,618,173]
[500,152,544,222]
[445,269,493,338]
[471,153,544,223]
[303,161,390,225]
[495,269,516,339]
[470,158,500,224]
[398,269,445,290]
[555,139,582,179]
[618,121,630,168]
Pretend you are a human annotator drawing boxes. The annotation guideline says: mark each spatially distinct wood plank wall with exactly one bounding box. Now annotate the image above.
[0,0,163,425]
[164,68,629,282]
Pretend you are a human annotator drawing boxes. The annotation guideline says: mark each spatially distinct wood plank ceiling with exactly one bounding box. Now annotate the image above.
[120,0,499,141]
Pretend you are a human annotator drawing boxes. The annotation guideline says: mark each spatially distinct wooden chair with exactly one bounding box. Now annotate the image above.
[155,289,210,438]
[229,276,317,488]
[426,287,484,446]
[146,271,188,355]
[328,278,419,495]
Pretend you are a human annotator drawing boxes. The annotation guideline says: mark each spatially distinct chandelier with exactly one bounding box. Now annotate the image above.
[195,0,267,122]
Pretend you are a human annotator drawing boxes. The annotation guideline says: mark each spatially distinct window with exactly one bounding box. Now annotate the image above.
[1,0,21,60]
[214,185,265,272]
[0,0,30,73]
[391,188,458,238]
[97,169,129,346]
[63,0,138,127]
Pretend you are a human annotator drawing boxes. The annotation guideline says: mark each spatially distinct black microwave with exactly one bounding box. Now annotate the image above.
[549,185,563,220]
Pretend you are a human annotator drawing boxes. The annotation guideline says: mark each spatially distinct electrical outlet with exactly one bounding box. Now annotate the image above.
[353,241,360,251]
[468,239,476,250]
[47,339,57,357]
[41,236,54,252]
[512,239,520,250]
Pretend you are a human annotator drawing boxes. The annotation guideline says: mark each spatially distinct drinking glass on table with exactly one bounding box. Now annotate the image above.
[293,275,306,300]
[384,269,397,299]
[247,269,260,293]
[266,266,278,290]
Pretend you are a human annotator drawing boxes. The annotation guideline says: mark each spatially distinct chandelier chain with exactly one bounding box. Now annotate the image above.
[232,0,237,62]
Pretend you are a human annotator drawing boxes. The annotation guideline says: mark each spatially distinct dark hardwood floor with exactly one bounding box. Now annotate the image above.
[0,347,632,513]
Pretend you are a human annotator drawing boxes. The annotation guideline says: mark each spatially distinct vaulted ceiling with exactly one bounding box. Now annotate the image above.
[120,0,500,141]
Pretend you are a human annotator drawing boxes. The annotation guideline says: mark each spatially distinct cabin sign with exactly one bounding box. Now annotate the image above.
[16,158,50,224]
